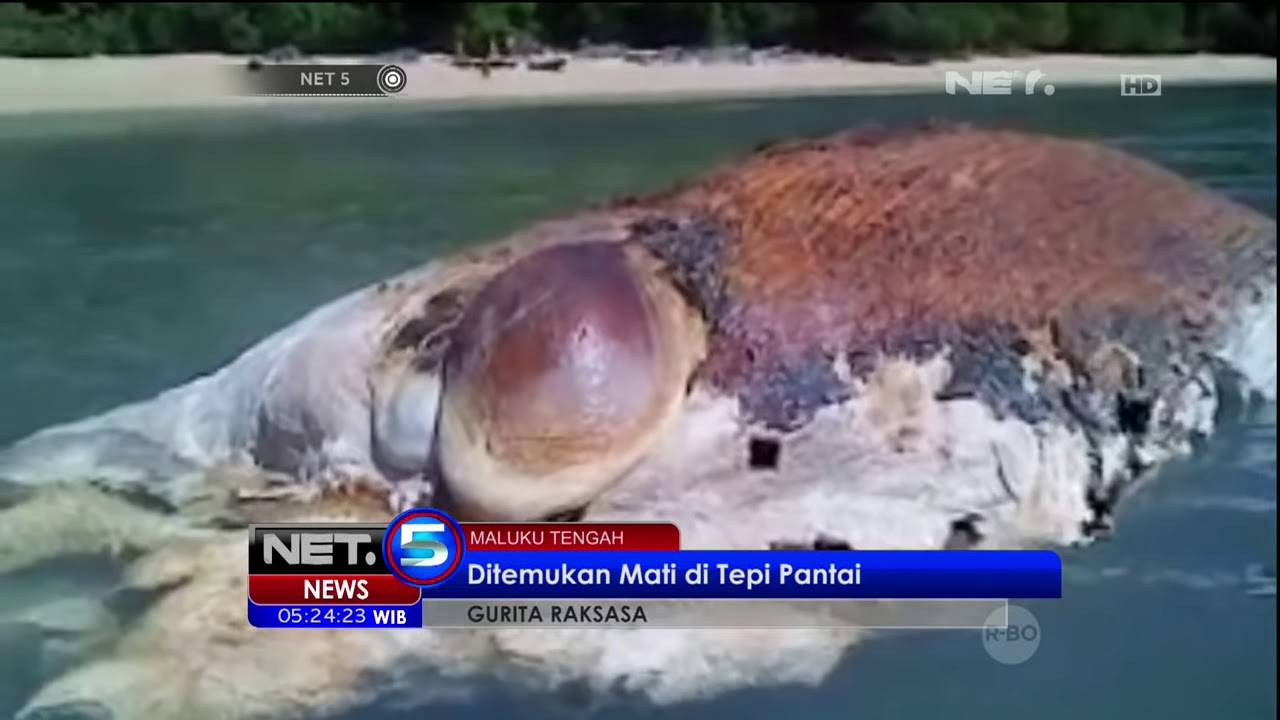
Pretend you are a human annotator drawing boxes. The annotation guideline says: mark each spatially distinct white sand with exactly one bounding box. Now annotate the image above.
[0,52,1274,115]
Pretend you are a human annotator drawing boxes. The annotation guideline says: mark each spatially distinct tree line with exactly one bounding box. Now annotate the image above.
[0,3,1274,59]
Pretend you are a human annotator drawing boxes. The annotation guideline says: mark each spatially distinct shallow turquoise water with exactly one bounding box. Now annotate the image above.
[0,86,1275,718]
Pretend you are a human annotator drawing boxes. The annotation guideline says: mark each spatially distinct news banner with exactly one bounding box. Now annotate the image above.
[247,508,1062,629]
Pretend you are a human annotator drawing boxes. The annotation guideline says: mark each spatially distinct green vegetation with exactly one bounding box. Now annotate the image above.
[0,3,1274,58]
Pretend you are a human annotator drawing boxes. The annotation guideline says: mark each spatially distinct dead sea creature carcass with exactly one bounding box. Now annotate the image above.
[0,121,1275,720]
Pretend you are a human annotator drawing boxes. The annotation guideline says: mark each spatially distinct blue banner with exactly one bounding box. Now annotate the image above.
[248,602,423,629]
[417,550,1061,599]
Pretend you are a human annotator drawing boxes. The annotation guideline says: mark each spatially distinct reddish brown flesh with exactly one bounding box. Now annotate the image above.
[623,123,1276,430]
[442,243,671,467]
[389,122,1276,434]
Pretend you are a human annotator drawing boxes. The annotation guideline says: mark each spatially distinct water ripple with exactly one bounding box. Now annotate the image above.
[1164,494,1277,514]
[1067,562,1278,596]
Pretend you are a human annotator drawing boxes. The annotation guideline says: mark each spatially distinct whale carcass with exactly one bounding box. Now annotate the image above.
[0,122,1275,719]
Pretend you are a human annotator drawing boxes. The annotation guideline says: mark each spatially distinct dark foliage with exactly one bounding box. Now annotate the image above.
[0,3,1273,58]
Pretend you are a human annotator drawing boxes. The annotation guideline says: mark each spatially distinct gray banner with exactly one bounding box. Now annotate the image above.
[236,63,406,96]
[422,599,1008,629]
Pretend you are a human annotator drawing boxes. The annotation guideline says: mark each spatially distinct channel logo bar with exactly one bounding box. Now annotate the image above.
[237,63,406,96]
[247,513,680,604]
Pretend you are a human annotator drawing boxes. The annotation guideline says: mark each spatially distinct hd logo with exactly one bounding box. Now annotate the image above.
[1120,74,1162,96]
[383,508,467,587]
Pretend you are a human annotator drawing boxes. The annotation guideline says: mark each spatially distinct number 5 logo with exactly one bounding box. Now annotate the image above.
[401,522,449,567]
[384,508,465,587]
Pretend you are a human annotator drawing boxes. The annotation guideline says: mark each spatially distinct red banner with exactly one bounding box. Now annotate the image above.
[249,575,421,605]
[463,522,680,551]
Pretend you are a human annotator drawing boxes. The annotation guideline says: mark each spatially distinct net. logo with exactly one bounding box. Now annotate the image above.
[383,508,466,587]
[944,70,1055,95]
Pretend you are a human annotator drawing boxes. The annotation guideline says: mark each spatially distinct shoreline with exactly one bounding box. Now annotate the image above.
[0,52,1274,116]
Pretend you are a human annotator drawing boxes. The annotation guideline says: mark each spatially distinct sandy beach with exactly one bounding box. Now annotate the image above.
[0,52,1274,115]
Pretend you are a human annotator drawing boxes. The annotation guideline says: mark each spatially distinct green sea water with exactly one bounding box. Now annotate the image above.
[0,85,1275,719]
